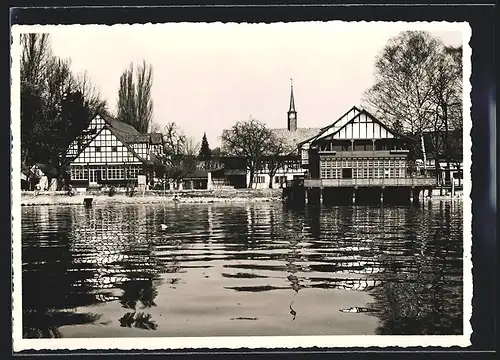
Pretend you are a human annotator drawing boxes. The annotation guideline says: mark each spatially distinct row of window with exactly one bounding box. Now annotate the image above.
[258,162,301,171]
[253,176,289,184]
[320,167,406,179]
[321,144,399,151]
[70,166,142,181]
[320,158,406,168]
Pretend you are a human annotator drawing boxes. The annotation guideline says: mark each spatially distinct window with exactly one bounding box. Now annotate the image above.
[70,166,88,180]
[95,146,101,152]
[112,146,117,152]
[256,176,266,184]
[107,166,125,180]
[275,176,287,184]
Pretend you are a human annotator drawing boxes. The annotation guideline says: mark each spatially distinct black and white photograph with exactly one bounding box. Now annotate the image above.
[11,20,472,350]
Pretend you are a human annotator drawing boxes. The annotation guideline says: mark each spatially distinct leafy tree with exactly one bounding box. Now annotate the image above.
[117,60,154,133]
[198,132,212,160]
[221,117,275,188]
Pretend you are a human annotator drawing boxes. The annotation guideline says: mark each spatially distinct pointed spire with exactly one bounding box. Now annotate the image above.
[289,78,296,112]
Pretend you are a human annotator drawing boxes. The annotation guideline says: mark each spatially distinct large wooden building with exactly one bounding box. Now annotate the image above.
[296,106,436,204]
[66,115,164,190]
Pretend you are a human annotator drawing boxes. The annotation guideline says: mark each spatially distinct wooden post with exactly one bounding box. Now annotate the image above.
[84,197,93,207]
[450,169,455,197]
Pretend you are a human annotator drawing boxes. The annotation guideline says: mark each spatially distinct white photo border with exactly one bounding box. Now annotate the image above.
[10,20,473,351]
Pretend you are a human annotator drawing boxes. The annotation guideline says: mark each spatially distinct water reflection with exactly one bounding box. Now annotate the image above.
[22,201,463,337]
[22,207,105,338]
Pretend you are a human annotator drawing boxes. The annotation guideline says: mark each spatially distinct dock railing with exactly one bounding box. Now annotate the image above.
[303,177,437,188]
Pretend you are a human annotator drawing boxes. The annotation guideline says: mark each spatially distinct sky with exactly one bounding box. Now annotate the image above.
[44,22,465,148]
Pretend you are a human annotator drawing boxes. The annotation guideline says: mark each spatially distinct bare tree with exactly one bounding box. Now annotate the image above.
[363,31,443,135]
[430,46,463,175]
[149,120,162,133]
[183,136,201,157]
[263,133,293,189]
[76,71,108,117]
[363,31,463,181]
[221,116,274,188]
[163,122,186,156]
[20,33,108,189]
[116,60,154,133]
[21,33,51,87]
[159,122,195,185]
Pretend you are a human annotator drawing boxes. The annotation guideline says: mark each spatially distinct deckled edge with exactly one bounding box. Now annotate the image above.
[10,20,473,352]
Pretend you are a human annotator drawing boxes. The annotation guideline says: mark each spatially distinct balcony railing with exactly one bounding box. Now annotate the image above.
[303,177,437,188]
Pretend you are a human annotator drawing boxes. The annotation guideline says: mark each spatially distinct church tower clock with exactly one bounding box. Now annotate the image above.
[287,78,297,132]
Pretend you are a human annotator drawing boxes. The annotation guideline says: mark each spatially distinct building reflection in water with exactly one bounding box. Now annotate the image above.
[22,200,463,337]
[300,202,463,335]
[71,205,165,332]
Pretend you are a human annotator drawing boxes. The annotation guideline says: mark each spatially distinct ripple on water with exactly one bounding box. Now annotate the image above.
[21,202,464,337]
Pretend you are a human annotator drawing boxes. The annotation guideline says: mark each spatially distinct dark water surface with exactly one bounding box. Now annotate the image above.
[21,201,464,338]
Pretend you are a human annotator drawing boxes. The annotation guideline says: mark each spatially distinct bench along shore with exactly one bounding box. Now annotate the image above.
[20,188,284,206]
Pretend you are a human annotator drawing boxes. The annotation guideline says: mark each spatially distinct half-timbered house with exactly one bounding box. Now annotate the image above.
[66,115,164,190]
[297,107,437,204]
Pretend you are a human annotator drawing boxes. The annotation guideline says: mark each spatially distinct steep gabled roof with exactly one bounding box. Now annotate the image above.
[313,108,415,143]
[70,125,149,165]
[298,106,361,147]
[101,115,164,145]
[101,115,141,135]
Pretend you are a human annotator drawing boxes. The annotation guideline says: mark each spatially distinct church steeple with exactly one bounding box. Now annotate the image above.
[287,78,297,131]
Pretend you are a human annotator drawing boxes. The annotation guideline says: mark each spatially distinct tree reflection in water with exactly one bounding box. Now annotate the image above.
[22,201,464,337]
[22,207,106,338]
[365,203,463,335]
[119,312,158,331]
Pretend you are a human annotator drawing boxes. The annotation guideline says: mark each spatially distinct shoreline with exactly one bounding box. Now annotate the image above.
[19,190,463,207]
[20,189,283,206]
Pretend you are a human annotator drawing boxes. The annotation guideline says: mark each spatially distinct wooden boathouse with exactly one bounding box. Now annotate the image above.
[287,106,437,205]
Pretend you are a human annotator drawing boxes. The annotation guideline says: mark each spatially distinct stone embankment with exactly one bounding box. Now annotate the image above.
[20,189,283,206]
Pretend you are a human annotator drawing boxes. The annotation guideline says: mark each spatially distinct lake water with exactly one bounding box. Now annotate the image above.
[21,201,464,338]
